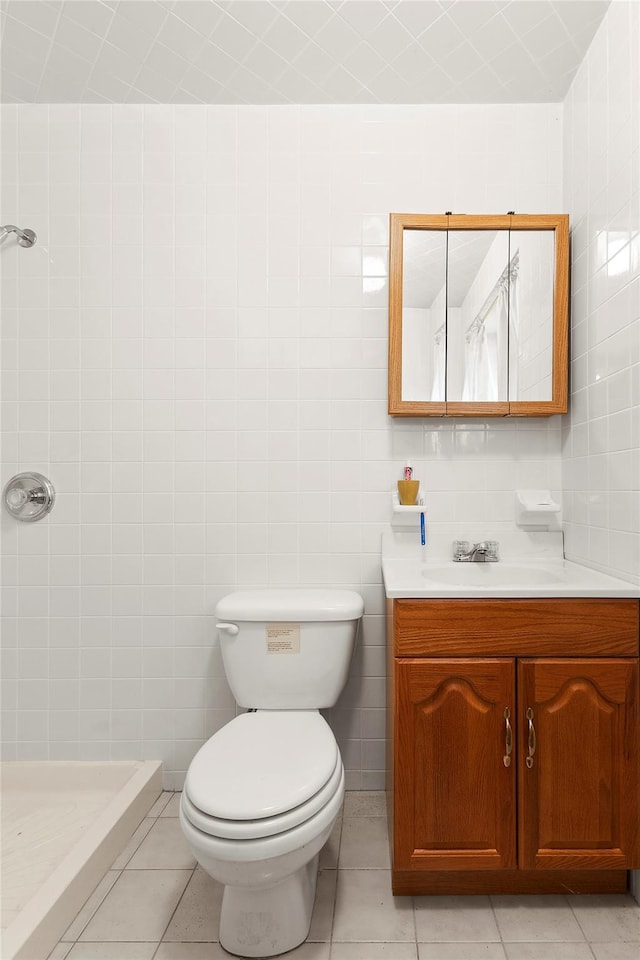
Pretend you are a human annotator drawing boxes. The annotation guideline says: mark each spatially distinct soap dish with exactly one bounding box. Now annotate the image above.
[515,489,560,528]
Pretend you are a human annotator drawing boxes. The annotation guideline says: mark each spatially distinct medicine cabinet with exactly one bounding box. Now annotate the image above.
[388,214,569,417]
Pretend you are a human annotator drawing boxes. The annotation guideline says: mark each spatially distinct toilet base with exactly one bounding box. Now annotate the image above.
[219,853,319,958]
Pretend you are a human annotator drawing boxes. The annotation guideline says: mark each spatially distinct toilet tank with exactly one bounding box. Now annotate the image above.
[215,589,364,709]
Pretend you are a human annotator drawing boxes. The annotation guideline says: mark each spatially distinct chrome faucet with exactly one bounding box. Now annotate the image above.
[453,540,499,562]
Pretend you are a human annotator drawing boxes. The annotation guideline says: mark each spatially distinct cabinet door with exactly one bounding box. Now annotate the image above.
[518,659,640,870]
[395,658,516,871]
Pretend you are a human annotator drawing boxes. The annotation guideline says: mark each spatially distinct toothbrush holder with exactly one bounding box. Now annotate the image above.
[397,480,420,505]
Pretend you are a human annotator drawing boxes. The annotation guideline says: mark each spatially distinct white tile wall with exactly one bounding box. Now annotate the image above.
[562,0,640,586]
[1,100,564,788]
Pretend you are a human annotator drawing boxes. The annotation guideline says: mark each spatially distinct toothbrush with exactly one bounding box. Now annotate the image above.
[420,511,426,546]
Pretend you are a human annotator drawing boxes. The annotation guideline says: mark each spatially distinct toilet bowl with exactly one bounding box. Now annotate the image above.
[179,589,363,958]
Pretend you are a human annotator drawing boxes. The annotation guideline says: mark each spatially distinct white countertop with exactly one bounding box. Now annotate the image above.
[382,532,639,599]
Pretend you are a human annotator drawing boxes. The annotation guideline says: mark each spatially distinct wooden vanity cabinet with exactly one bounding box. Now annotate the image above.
[386,598,640,895]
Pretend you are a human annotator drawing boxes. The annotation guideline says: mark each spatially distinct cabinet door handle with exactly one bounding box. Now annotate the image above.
[526,707,536,768]
[503,707,513,767]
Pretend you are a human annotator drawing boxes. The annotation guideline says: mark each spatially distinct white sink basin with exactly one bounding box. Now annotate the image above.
[381,531,639,598]
[421,564,564,587]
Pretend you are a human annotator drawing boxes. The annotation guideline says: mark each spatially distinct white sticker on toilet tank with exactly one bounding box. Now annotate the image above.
[266,623,300,653]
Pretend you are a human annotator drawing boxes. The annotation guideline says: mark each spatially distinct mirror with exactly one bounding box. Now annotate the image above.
[401,229,447,403]
[389,214,569,417]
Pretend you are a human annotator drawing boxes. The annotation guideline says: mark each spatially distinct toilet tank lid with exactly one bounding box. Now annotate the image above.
[216,589,364,622]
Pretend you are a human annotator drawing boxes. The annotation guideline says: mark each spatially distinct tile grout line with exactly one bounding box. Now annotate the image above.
[126,792,197,955]
[566,894,607,960]
[59,869,123,947]
[409,891,419,960]
[151,861,199,956]
[487,894,508,957]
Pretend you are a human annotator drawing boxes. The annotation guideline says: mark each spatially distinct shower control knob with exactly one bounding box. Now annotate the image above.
[6,487,29,509]
[2,472,55,521]
[17,228,37,248]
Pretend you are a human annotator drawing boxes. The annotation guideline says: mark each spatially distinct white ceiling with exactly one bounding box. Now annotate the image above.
[404,229,501,309]
[0,0,610,105]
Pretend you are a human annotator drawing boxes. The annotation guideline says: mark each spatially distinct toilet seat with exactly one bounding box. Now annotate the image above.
[183,711,340,836]
[180,764,345,869]
[182,750,342,840]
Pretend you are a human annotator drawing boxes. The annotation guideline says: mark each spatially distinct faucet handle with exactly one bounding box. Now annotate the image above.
[486,540,499,560]
[453,540,470,559]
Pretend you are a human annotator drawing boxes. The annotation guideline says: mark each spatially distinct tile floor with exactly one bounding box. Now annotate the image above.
[48,791,640,960]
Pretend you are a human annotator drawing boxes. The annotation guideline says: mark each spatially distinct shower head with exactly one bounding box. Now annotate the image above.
[0,224,37,247]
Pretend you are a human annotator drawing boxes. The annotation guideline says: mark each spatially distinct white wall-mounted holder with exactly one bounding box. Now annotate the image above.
[515,489,560,529]
[392,490,424,512]
[391,490,425,528]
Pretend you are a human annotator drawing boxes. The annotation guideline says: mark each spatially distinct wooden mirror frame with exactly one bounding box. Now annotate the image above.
[388,213,569,417]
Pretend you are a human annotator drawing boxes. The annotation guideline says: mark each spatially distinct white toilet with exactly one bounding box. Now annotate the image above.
[179,588,364,958]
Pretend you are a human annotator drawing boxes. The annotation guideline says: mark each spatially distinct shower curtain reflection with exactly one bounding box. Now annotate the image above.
[461,253,518,403]
[462,284,503,402]
[431,325,445,401]
[508,261,519,399]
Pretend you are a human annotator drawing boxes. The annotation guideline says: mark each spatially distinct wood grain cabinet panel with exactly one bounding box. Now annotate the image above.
[395,659,515,872]
[393,599,639,657]
[518,658,640,871]
[387,599,640,895]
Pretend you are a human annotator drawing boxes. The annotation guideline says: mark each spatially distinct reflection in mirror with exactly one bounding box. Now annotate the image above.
[400,229,556,404]
[446,230,510,403]
[401,230,446,401]
[511,231,554,401]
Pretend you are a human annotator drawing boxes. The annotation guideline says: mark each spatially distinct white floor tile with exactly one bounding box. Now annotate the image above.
[46,944,72,960]
[162,867,223,942]
[159,793,182,817]
[419,945,506,959]
[308,868,337,942]
[414,896,500,943]
[568,894,640,942]
[276,945,330,959]
[590,945,640,959]
[154,946,228,959]
[79,870,191,942]
[332,869,415,942]
[503,943,594,958]
[339,816,391,869]
[126,817,196,870]
[146,792,173,818]
[491,895,586,942]
[343,791,387,817]
[332,944,418,959]
[66,944,156,960]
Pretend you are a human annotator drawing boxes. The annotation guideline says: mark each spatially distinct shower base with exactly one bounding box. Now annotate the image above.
[1,760,162,960]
